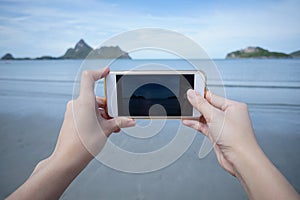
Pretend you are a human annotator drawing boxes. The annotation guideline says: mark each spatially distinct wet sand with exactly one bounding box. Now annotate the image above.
[0,97,299,199]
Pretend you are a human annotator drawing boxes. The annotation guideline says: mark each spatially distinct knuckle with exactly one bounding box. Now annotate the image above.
[81,70,90,77]
[105,120,115,134]
[107,121,115,132]
[64,100,74,117]
[206,91,213,101]
[196,98,206,110]
[196,122,201,131]
[239,102,248,110]
[116,118,123,128]
[81,70,91,81]
[66,100,74,109]
[110,118,120,130]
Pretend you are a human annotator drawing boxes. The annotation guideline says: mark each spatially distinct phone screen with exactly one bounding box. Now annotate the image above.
[116,74,194,117]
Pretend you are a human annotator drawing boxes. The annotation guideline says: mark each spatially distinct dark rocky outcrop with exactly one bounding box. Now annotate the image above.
[1,53,14,60]
[60,39,93,59]
[1,39,131,60]
[89,46,131,59]
[290,50,300,58]
[226,47,292,59]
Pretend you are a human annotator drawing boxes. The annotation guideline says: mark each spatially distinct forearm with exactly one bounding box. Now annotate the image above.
[233,144,299,200]
[7,153,92,200]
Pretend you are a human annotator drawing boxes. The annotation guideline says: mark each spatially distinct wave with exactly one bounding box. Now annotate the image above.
[208,84,300,89]
[1,90,299,109]
[0,90,72,99]
[248,103,300,108]
[1,78,299,89]
[0,77,105,84]
[0,77,76,83]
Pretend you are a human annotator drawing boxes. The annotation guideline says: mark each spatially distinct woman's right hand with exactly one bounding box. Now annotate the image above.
[182,89,259,176]
[182,89,299,200]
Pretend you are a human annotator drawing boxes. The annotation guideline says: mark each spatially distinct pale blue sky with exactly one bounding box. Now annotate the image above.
[0,0,299,58]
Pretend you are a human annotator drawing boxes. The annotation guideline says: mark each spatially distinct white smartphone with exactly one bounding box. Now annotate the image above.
[105,70,206,119]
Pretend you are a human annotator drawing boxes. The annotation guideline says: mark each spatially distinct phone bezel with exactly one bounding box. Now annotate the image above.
[105,70,206,119]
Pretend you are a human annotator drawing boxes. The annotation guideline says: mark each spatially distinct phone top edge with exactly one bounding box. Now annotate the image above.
[121,116,200,119]
[108,70,206,75]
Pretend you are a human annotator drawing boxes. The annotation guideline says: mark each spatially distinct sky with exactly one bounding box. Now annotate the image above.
[0,0,299,58]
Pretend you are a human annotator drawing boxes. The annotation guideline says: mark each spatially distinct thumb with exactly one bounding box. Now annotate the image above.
[80,67,110,98]
[106,117,136,136]
[187,89,214,121]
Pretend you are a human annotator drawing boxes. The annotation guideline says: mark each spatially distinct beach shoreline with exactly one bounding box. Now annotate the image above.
[0,98,299,199]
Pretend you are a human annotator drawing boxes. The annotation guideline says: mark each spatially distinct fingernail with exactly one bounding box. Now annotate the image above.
[102,67,110,77]
[127,118,135,126]
[187,89,195,100]
[182,120,192,127]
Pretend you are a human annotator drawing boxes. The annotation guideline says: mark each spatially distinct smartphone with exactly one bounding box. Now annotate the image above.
[105,70,206,119]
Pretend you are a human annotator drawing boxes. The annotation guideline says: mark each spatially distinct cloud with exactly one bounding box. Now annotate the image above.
[0,0,299,58]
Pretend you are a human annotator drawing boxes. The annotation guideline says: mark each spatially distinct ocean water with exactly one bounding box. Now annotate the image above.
[0,59,299,109]
[0,59,299,152]
[0,59,299,199]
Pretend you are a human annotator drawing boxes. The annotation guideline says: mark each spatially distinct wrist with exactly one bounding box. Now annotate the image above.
[230,141,270,192]
[31,157,52,176]
[233,141,264,168]
[50,147,93,173]
[228,140,299,200]
[225,140,265,176]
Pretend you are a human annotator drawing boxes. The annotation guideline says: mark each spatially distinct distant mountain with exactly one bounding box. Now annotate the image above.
[1,53,14,60]
[60,39,93,59]
[89,46,131,59]
[60,41,131,59]
[290,50,300,58]
[1,53,31,60]
[1,39,131,60]
[35,56,59,60]
[226,47,292,59]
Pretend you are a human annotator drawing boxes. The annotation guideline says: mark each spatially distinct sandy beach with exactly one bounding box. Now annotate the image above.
[0,96,299,199]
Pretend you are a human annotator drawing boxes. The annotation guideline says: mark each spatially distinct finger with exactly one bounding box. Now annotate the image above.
[199,115,207,124]
[96,97,111,119]
[96,96,106,108]
[113,128,121,133]
[182,119,209,136]
[206,90,232,111]
[98,108,110,119]
[80,67,110,97]
[187,89,214,121]
[107,117,136,133]
[181,115,206,124]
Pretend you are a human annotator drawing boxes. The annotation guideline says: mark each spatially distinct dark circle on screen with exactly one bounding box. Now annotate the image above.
[129,83,181,116]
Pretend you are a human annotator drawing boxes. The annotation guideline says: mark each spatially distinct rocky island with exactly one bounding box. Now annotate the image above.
[226,47,293,59]
[290,50,300,58]
[1,39,131,60]
[60,39,93,59]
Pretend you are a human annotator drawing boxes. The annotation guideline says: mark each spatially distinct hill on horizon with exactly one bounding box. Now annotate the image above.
[1,43,299,60]
[1,39,131,60]
[226,46,300,59]
[290,50,300,58]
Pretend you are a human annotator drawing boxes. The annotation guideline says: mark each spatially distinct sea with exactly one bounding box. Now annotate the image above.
[0,59,299,114]
[0,59,299,199]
